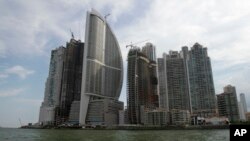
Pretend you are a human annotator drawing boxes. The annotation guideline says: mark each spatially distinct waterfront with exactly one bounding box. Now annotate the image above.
[0,128,229,141]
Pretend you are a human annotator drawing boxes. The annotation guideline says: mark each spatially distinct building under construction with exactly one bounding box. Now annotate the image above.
[39,38,84,125]
[55,38,84,124]
[127,48,158,124]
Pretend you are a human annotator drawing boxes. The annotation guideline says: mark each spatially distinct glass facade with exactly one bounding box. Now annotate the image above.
[39,47,65,125]
[83,12,122,98]
[188,43,216,117]
[164,51,190,111]
[157,43,216,120]
[80,10,123,125]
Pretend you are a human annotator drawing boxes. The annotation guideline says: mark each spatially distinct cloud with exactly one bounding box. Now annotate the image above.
[0,65,35,79]
[0,40,6,58]
[5,65,35,79]
[0,88,25,97]
[0,0,135,58]
[114,0,250,107]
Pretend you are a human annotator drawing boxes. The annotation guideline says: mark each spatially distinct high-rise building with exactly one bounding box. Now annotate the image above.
[157,43,216,118]
[142,42,156,61]
[240,93,248,113]
[157,57,167,109]
[239,93,248,120]
[127,48,158,124]
[39,46,65,125]
[188,43,216,117]
[56,38,84,124]
[159,51,191,112]
[238,101,246,120]
[79,9,123,125]
[217,85,240,121]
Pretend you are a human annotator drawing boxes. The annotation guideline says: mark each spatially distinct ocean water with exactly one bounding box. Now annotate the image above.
[0,128,229,141]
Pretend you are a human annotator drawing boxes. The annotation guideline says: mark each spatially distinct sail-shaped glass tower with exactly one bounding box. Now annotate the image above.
[80,9,123,125]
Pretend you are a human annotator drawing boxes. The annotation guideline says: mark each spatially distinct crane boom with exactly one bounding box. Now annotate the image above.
[104,13,111,19]
[70,29,74,39]
[126,39,149,48]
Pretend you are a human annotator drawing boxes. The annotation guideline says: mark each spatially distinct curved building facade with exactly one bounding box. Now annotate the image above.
[80,9,123,125]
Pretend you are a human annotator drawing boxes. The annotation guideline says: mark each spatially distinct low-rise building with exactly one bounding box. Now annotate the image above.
[246,112,250,121]
[144,109,170,125]
[170,109,190,125]
[205,117,229,125]
[86,99,123,126]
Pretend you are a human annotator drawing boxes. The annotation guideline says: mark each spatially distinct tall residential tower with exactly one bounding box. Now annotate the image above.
[39,47,65,125]
[142,42,156,61]
[158,43,216,118]
[240,93,248,113]
[188,43,216,117]
[239,93,248,120]
[79,9,123,125]
[158,51,191,112]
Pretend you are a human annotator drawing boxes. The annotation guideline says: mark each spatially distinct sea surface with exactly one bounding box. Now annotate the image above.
[0,128,229,141]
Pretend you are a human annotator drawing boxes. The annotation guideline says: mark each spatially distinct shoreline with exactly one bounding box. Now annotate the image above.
[20,125,229,130]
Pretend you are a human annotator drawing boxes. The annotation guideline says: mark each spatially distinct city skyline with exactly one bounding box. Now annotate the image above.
[1,0,250,127]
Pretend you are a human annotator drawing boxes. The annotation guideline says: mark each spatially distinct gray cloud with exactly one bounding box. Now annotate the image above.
[0,0,135,58]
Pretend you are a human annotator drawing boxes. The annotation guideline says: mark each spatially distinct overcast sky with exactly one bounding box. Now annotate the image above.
[1,0,250,127]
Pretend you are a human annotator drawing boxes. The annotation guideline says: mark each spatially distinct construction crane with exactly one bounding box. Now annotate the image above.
[104,13,111,19]
[19,118,22,127]
[125,39,149,49]
[70,29,74,39]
